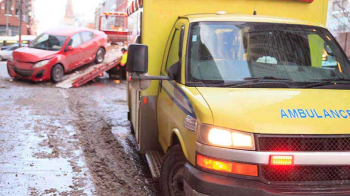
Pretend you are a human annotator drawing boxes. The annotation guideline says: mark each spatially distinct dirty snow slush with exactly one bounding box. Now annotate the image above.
[0,74,160,196]
[66,81,160,196]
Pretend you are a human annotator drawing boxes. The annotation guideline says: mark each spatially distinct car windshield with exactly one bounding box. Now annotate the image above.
[188,22,350,89]
[30,33,67,51]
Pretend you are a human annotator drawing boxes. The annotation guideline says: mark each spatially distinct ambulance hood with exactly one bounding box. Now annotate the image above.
[196,88,350,134]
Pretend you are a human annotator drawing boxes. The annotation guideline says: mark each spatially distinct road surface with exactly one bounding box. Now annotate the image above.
[0,62,160,196]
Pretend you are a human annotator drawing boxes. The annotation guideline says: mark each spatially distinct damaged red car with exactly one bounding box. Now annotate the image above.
[7,27,107,82]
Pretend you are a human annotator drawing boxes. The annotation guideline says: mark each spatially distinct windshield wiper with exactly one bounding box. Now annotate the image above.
[244,76,293,81]
[321,78,350,82]
[220,77,293,87]
[303,78,350,88]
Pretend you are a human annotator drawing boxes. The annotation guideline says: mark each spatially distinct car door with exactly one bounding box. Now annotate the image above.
[66,33,83,70]
[157,22,185,146]
[80,31,96,64]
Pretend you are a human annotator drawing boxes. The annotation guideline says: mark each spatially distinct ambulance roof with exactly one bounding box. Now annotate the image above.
[182,14,324,28]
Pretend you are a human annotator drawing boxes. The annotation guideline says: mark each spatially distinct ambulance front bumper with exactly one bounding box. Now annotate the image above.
[183,163,350,196]
[183,143,350,196]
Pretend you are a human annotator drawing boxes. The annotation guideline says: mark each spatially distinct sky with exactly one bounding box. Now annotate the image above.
[34,0,102,34]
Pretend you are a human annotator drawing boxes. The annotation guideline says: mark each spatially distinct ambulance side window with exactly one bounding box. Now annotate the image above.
[165,29,180,71]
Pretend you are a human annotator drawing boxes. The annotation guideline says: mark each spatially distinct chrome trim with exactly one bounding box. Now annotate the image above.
[197,142,350,165]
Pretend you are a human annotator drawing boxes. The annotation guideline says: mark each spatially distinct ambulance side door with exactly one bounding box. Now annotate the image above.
[157,21,185,149]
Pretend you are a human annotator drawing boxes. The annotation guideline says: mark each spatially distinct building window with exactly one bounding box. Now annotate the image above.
[5,0,13,15]
[15,0,27,16]
[15,0,20,15]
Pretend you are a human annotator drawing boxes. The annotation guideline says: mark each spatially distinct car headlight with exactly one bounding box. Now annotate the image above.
[197,124,255,150]
[33,60,50,68]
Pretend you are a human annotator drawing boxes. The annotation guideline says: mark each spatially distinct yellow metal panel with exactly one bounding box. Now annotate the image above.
[196,88,350,134]
[176,86,214,165]
[168,85,213,165]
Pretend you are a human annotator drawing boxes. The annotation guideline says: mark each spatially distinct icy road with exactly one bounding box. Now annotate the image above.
[0,62,160,196]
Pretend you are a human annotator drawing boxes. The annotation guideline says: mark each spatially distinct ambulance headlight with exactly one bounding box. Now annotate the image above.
[197,124,255,150]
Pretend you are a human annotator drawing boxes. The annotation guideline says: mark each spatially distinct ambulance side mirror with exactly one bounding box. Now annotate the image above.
[126,44,148,73]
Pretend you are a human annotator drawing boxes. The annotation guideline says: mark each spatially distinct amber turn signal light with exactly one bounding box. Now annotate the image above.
[197,154,258,177]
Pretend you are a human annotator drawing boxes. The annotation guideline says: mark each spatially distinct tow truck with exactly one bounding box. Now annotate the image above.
[56,11,128,88]
[125,0,350,195]
[98,11,128,44]
[7,12,127,88]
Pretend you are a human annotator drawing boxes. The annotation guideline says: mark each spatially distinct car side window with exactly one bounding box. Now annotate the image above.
[81,32,95,43]
[69,34,83,47]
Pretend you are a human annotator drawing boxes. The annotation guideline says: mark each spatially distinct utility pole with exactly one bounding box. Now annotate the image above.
[18,0,23,47]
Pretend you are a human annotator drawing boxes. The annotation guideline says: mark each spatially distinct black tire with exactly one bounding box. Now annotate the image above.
[51,64,64,83]
[160,144,187,196]
[95,47,105,64]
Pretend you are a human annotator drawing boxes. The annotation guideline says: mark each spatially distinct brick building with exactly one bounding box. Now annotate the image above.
[0,0,36,36]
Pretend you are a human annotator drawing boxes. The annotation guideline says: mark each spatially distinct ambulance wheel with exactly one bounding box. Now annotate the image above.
[160,144,187,196]
[51,64,64,83]
[95,47,105,64]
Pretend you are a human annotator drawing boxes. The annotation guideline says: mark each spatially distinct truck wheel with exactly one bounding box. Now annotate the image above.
[51,64,64,83]
[95,47,105,64]
[160,144,187,196]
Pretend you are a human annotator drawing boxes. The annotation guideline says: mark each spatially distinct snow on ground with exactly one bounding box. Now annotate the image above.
[0,62,160,196]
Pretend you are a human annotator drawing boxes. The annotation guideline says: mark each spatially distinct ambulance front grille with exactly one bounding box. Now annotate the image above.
[258,136,350,152]
[262,165,350,183]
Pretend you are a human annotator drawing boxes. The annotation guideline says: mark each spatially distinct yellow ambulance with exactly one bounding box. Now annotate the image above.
[126,0,350,195]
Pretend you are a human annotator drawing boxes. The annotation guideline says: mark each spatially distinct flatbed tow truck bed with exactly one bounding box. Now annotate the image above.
[56,45,123,89]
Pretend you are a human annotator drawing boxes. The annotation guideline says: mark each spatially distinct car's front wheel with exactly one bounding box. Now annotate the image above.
[51,64,64,83]
[160,144,187,196]
[95,47,105,64]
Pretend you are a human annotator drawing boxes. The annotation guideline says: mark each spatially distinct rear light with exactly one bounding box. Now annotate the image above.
[197,154,258,176]
[269,155,294,166]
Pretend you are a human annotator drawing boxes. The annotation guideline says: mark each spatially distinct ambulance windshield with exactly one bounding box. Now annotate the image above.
[188,22,350,88]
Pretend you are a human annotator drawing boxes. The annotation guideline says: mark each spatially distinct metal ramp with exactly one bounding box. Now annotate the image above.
[56,46,123,89]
